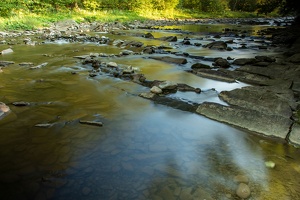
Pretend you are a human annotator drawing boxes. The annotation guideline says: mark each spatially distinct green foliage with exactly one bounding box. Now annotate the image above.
[257,0,283,15]
[228,0,257,12]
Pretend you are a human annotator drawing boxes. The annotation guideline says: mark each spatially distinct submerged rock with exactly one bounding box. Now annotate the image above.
[236,183,251,199]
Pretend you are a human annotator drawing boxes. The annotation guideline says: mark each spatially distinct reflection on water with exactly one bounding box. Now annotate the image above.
[0,26,299,200]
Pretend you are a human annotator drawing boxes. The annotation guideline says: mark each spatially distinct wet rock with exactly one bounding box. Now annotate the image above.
[234,175,249,184]
[191,63,211,69]
[214,58,230,68]
[112,39,124,46]
[19,62,34,67]
[236,183,251,199]
[139,92,156,99]
[79,120,103,127]
[191,68,236,83]
[143,46,155,54]
[158,81,178,90]
[219,86,294,118]
[35,123,54,128]
[150,56,187,64]
[30,62,48,69]
[286,53,300,63]
[121,50,133,55]
[150,86,162,94]
[0,102,10,119]
[203,41,227,50]
[1,48,13,55]
[289,123,300,146]
[196,102,293,139]
[158,36,177,42]
[265,161,276,168]
[0,61,15,67]
[255,55,276,63]
[12,101,30,106]
[232,58,257,66]
[107,62,118,68]
[144,32,154,38]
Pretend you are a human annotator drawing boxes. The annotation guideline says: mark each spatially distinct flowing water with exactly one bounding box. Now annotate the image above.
[0,24,299,200]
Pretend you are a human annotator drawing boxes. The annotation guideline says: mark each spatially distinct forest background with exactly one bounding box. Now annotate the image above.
[0,0,299,30]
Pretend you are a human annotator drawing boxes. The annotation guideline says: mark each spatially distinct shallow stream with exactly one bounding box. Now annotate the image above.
[0,23,299,200]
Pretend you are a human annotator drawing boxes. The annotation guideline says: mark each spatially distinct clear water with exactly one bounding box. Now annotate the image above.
[0,24,299,200]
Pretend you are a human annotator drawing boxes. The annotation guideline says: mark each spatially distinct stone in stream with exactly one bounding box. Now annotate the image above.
[236,183,251,199]
[149,56,187,64]
[0,102,10,119]
[12,101,30,106]
[0,48,13,55]
[203,41,227,50]
[219,86,294,118]
[30,62,48,69]
[288,123,300,146]
[196,102,293,139]
[213,58,230,68]
[0,61,15,67]
[232,58,257,66]
[191,63,211,69]
[286,53,300,63]
[79,120,103,127]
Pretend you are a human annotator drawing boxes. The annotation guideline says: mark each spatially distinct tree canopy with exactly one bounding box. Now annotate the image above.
[0,0,299,17]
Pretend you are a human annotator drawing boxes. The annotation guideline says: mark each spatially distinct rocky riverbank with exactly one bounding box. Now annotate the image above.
[1,17,299,147]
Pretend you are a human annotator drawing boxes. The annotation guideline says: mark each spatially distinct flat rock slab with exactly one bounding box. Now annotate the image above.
[149,56,187,64]
[219,86,294,118]
[192,68,236,83]
[196,102,292,139]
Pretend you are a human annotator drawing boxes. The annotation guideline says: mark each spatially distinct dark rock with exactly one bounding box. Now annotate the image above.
[149,56,187,64]
[79,120,103,127]
[219,86,293,118]
[286,53,300,63]
[0,61,15,67]
[255,55,276,62]
[214,58,230,68]
[191,63,211,69]
[232,58,257,66]
[203,41,227,50]
[191,68,236,83]
[289,123,300,146]
[12,101,30,106]
[144,32,154,38]
[196,102,293,139]
[158,36,177,42]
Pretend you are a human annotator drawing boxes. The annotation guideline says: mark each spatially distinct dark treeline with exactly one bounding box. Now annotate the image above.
[0,0,299,17]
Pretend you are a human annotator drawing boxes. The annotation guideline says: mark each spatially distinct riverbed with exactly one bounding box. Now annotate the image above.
[0,21,299,199]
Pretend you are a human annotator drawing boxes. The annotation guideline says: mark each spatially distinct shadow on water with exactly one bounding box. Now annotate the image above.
[0,24,299,199]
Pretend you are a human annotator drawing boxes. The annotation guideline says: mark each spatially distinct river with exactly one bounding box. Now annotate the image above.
[0,22,299,199]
